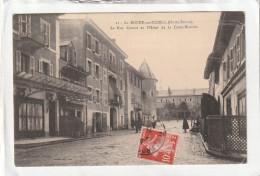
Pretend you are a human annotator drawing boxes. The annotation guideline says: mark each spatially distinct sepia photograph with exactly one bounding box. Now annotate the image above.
[12,11,246,166]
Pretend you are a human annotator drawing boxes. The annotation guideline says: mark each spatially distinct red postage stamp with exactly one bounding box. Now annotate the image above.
[137,127,179,164]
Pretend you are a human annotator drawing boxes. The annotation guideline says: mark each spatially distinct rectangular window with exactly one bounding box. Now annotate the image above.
[227,54,230,79]
[95,39,100,54]
[21,15,28,34]
[40,18,50,46]
[96,90,100,103]
[87,60,92,75]
[87,87,93,101]
[104,92,108,106]
[131,94,135,104]
[103,45,107,61]
[95,64,100,79]
[18,101,43,132]
[39,59,53,76]
[109,52,113,62]
[87,33,91,49]
[103,68,107,85]
[21,53,30,73]
[120,79,123,90]
[238,91,246,116]
[241,27,246,60]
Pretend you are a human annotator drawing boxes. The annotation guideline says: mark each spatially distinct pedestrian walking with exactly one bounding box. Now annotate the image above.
[131,117,134,130]
[183,117,189,132]
[151,116,156,129]
[146,117,152,128]
[138,116,143,132]
[135,117,139,133]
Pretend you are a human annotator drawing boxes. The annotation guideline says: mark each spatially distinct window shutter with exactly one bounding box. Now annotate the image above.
[100,67,102,80]
[123,81,125,91]
[91,36,95,51]
[39,59,43,73]
[18,15,22,35]
[223,61,227,81]
[16,50,21,73]
[30,56,35,75]
[46,25,50,46]
[27,15,31,37]
[92,63,95,77]
[99,42,101,56]
[100,91,102,104]
[50,64,53,76]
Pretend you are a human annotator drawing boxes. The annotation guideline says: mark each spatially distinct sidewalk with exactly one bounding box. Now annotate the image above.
[15,132,112,149]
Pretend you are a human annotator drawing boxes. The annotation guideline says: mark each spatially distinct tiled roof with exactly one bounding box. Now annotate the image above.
[157,88,208,97]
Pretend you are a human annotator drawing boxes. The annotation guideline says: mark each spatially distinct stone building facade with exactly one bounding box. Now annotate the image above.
[13,14,91,139]
[156,88,208,116]
[60,19,127,133]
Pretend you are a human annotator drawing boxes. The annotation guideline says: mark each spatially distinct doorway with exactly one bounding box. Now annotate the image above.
[110,108,117,130]
[49,101,56,136]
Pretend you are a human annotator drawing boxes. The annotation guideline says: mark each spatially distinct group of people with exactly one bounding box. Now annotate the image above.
[131,116,157,133]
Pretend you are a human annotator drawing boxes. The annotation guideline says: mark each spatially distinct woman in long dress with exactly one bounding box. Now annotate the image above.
[183,117,189,132]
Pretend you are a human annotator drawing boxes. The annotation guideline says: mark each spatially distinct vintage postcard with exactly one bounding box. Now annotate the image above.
[11,11,249,167]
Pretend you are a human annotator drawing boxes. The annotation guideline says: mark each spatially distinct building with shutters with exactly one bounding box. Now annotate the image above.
[204,12,246,116]
[13,14,91,139]
[60,18,127,133]
[201,12,247,156]
[124,63,145,129]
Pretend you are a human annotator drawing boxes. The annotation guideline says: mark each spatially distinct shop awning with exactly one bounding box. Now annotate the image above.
[15,71,92,97]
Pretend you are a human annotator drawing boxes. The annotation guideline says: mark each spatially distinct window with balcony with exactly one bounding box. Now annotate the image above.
[40,19,50,47]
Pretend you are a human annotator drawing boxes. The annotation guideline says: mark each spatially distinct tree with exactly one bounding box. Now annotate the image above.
[164,102,176,120]
[178,102,190,119]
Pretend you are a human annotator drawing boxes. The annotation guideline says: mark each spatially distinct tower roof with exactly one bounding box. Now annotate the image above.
[138,60,157,81]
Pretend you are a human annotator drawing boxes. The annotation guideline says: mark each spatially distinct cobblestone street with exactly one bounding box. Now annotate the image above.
[15,120,239,166]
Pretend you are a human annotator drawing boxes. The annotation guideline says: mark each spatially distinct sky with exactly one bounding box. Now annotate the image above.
[60,12,221,90]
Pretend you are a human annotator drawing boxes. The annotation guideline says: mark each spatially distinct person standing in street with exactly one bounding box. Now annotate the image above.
[183,117,189,132]
[135,117,139,133]
[151,116,156,129]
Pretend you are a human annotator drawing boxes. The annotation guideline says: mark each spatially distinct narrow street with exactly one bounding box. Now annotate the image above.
[15,120,239,166]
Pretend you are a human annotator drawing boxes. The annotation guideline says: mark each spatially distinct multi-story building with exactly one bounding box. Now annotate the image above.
[204,12,246,116]
[156,88,208,116]
[138,61,157,121]
[13,14,91,139]
[202,12,246,156]
[60,18,127,133]
[124,62,144,129]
